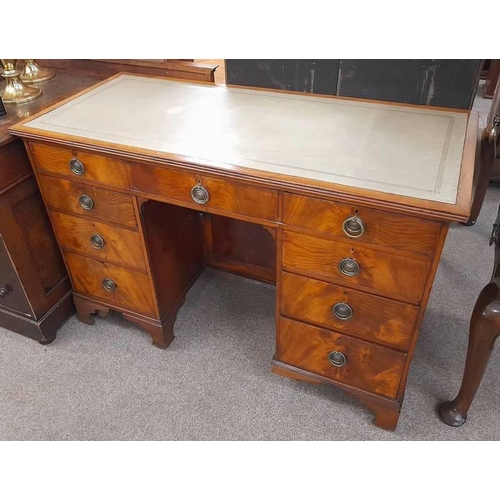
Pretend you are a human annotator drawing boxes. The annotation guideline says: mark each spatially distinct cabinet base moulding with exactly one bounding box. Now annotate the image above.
[0,290,74,344]
[73,293,181,349]
[271,359,402,431]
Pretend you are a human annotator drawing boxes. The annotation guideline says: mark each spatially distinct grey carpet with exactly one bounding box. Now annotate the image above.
[1,185,500,440]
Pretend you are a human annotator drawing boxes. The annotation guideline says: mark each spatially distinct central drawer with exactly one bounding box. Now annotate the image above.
[280,272,417,351]
[130,164,278,221]
[65,252,157,316]
[278,317,406,398]
[282,231,430,303]
[37,174,137,228]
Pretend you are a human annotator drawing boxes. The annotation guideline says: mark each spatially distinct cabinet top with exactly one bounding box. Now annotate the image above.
[10,74,476,221]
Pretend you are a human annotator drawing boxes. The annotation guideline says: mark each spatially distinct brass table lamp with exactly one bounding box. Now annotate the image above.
[0,59,42,104]
[20,59,55,83]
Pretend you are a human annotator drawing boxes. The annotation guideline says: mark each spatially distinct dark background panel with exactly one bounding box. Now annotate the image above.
[225,59,482,109]
[337,59,482,109]
[226,59,340,95]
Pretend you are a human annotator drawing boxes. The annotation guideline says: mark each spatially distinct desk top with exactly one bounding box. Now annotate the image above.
[10,74,475,218]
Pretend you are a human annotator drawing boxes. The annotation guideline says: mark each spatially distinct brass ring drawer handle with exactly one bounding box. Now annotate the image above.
[69,158,85,176]
[332,302,353,320]
[0,284,13,299]
[342,215,365,238]
[102,278,116,292]
[79,194,94,210]
[190,182,210,205]
[90,234,105,250]
[328,351,347,368]
[339,257,360,277]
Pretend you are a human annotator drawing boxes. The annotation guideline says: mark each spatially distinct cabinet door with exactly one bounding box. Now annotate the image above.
[0,172,70,319]
[0,236,32,316]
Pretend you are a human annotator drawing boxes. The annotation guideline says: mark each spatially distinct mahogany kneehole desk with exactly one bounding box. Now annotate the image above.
[10,74,476,431]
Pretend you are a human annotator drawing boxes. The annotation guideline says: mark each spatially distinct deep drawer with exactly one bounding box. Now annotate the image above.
[37,174,137,228]
[65,252,157,316]
[50,211,146,271]
[280,272,418,351]
[278,317,406,398]
[283,193,441,256]
[282,231,430,303]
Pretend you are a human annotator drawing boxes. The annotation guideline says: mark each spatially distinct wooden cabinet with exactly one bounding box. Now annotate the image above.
[0,140,73,343]
[9,74,476,430]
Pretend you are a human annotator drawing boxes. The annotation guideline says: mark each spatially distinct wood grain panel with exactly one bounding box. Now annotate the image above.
[282,231,430,303]
[201,176,278,221]
[65,252,156,316]
[50,211,146,271]
[131,164,278,221]
[0,237,32,315]
[130,164,199,205]
[280,272,418,350]
[30,142,131,188]
[140,200,204,318]
[13,190,67,293]
[283,193,441,255]
[0,140,32,193]
[278,317,406,398]
[207,215,277,284]
[37,175,136,228]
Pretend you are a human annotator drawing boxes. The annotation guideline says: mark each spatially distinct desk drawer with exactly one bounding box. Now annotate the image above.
[29,142,131,189]
[281,272,417,351]
[278,317,406,398]
[65,252,157,316]
[282,231,430,303]
[131,165,278,221]
[37,175,137,228]
[283,194,440,256]
[50,211,146,271]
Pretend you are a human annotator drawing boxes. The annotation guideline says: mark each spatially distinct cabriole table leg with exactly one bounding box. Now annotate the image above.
[439,282,500,426]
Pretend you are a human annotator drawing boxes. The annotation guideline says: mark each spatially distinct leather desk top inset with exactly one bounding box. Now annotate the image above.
[18,74,469,205]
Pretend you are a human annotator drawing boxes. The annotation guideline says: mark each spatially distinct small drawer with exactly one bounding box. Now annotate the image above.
[131,165,278,221]
[37,174,137,228]
[282,231,430,303]
[50,211,146,271]
[29,142,131,189]
[278,317,406,398]
[281,272,417,351]
[201,176,278,221]
[65,252,157,316]
[283,193,441,256]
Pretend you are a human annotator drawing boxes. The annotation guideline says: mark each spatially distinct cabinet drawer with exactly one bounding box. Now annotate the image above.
[201,177,278,221]
[281,272,417,351]
[29,142,131,189]
[131,165,278,221]
[50,211,146,271]
[37,175,137,228]
[65,253,157,316]
[283,194,440,255]
[282,231,430,303]
[278,317,406,398]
